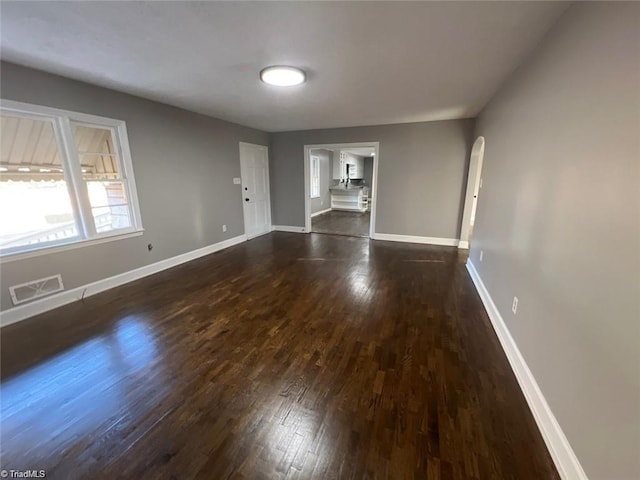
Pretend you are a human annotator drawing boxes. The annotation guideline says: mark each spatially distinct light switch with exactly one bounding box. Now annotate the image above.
[233,177,241,185]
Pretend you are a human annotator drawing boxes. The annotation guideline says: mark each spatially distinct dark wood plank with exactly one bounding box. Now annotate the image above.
[0,232,559,479]
[311,210,370,237]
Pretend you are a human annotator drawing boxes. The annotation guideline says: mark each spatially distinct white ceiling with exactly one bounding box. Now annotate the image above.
[0,1,568,132]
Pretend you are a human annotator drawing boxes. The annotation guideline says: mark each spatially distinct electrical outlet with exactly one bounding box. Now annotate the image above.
[479,250,484,262]
[512,296,519,315]
[222,225,227,232]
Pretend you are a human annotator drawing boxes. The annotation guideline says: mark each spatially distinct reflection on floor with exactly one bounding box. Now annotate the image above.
[311,210,370,237]
[0,233,559,478]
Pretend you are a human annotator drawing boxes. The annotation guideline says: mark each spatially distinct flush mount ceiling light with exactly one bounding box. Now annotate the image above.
[260,66,306,87]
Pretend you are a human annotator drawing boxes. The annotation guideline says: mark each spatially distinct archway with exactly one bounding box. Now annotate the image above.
[459,136,485,249]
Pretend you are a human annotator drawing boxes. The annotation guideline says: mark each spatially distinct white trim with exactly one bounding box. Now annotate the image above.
[311,208,332,218]
[303,146,311,233]
[372,232,459,247]
[272,225,306,233]
[303,142,380,238]
[246,229,272,240]
[465,260,588,480]
[1,99,127,125]
[115,116,144,230]
[0,234,247,327]
[458,240,469,249]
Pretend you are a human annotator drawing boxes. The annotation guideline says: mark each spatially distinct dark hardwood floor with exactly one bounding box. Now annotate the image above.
[312,210,370,237]
[0,233,559,479]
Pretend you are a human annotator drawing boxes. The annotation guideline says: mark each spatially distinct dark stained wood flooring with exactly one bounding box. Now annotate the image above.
[312,210,370,237]
[0,233,559,479]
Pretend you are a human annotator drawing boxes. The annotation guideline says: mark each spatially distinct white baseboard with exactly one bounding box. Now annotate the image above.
[372,232,459,247]
[0,234,247,327]
[465,260,587,480]
[246,230,272,240]
[272,225,306,233]
[458,240,469,249]
[311,208,332,218]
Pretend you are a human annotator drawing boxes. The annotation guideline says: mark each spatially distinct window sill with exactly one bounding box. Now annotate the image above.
[0,230,144,264]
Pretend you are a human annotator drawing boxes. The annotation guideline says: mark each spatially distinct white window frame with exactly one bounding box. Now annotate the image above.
[310,155,320,199]
[0,99,144,261]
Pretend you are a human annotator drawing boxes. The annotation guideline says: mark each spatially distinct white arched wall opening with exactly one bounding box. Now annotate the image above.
[459,136,485,249]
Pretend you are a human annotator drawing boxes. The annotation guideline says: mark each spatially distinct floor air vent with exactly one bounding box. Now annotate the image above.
[9,274,64,305]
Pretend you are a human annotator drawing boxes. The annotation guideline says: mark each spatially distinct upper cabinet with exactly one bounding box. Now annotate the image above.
[333,151,365,180]
[346,152,365,179]
[349,154,364,179]
[356,157,364,178]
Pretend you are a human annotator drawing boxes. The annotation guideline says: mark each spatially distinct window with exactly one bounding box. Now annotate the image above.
[310,155,320,198]
[0,100,142,258]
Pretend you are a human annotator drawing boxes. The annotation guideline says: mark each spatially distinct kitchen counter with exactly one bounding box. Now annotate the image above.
[330,185,369,212]
[329,184,365,191]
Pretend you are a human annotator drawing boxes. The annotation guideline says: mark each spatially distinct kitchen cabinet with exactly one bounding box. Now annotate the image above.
[333,152,365,180]
[330,186,369,212]
[350,157,364,178]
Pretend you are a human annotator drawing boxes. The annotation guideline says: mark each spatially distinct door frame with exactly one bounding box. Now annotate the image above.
[239,142,272,239]
[458,136,485,249]
[303,142,380,238]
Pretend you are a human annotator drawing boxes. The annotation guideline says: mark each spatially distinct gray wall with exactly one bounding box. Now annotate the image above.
[0,62,268,313]
[331,151,339,179]
[471,3,640,478]
[363,157,374,194]
[309,148,331,215]
[270,120,475,238]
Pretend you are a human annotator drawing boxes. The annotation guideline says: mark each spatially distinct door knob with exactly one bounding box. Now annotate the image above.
[245,198,250,202]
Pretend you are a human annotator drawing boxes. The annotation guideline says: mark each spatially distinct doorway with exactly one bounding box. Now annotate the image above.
[459,136,485,249]
[304,142,379,238]
[239,142,271,239]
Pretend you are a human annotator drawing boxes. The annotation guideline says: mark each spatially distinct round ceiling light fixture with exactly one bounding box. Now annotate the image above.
[260,65,306,87]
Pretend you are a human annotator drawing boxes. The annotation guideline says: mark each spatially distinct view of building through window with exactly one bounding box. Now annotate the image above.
[71,123,132,234]
[0,107,139,255]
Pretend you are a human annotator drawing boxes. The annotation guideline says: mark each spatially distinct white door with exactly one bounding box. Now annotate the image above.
[239,142,271,239]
